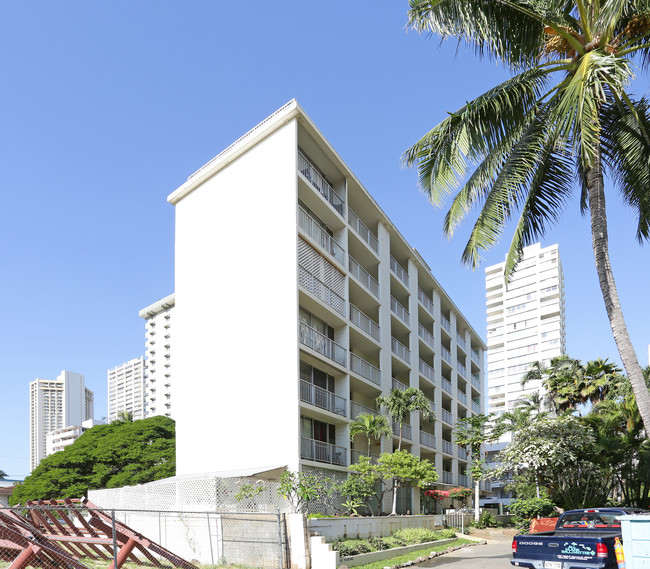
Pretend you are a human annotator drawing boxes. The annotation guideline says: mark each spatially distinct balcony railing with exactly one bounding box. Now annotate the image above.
[348,207,379,253]
[472,374,481,390]
[459,474,469,486]
[458,391,467,405]
[350,304,380,341]
[458,446,468,460]
[392,377,408,391]
[472,401,481,414]
[390,255,410,288]
[392,421,412,440]
[391,337,411,364]
[443,471,453,484]
[457,361,467,378]
[349,255,380,298]
[299,323,347,366]
[442,409,453,424]
[420,430,436,449]
[298,151,344,216]
[442,440,454,455]
[456,333,467,352]
[350,401,381,419]
[441,345,452,364]
[418,288,434,315]
[418,323,435,349]
[350,353,381,386]
[419,358,435,382]
[471,349,481,366]
[441,315,451,334]
[442,378,453,394]
[299,266,346,316]
[390,296,410,326]
[301,437,347,466]
[351,449,380,464]
[298,206,345,266]
[300,380,346,417]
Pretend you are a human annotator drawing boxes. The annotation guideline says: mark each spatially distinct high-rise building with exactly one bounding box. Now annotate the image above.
[45,418,103,456]
[167,100,486,513]
[29,370,94,471]
[139,294,174,419]
[485,243,566,419]
[107,357,146,422]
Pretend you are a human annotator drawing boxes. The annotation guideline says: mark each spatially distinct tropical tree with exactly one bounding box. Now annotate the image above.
[376,387,434,451]
[405,0,650,432]
[0,469,6,480]
[349,412,392,458]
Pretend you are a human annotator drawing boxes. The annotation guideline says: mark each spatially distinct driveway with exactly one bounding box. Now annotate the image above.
[419,537,513,569]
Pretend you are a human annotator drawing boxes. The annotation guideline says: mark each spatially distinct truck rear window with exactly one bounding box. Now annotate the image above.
[560,512,621,528]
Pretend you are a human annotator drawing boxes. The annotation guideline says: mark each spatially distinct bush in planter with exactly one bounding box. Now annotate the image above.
[332,539,372,556]
[509,497,556,534]
[475,510,497,529]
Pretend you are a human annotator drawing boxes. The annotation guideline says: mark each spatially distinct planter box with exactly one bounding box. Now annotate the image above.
[309,515,444,541]
[341,537,458,567]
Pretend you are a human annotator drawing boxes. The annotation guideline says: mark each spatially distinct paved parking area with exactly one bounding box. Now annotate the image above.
[419,539,513,569]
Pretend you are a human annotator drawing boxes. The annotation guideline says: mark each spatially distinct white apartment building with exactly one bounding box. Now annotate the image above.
[139,294,174,419]
[29,370,94,471]
[45,419,102,456]
[168,100,486,514]
[107,357,146,421]
[484,243,565,507]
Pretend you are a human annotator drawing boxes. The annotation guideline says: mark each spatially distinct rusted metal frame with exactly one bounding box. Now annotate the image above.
[107,536,137,569]
[7,543,39,569]
[24,501,57,535]
[35,500,94,561]
[42,500,104,560]
[63,498,112,560]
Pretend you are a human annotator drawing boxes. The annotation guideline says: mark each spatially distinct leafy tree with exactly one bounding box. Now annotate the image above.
[454,414,495,521]
[0,469,6,480]
[339,456,384,515]
[349,413,391,457]
[10,416,175,505]
[376,388,434,451]
[276,470,324,514]
[405,0,650,433]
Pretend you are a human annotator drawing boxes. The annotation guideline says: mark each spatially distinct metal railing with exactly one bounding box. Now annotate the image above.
[350,353,381,385]
[348,255,380,298]
[418,323,435,348]
[459,474,469,486]
[441,345,452,364]
[301,437,347,466]
[443,471,453,484]
[457,361,467,378]
[349,304,380,341]
[442,378,453,394]
[298,150,344,215]
[299,266,346,316]
[392,377,408,391]
[390,255,410,287]
[418,288,434,315]
[458,391,467,405]
[471,349,481,365]
[441,315,451,334]
[392,421,412,440]
[419,358,435,382]
[350,401,381,419]
[390,296,410,326]
[299,380,346,417]
[420,430,436,449]
[472,374,481,390]
[298,206,345,266]
[299,323,347,366]
[348,207,378,253]
[472,401,481,414]
[458,447,468,460]
[442,409,453,424]
[442,440,454,455]
[391,336,411,363]
[456,333,467,352]
[350,449,380,464]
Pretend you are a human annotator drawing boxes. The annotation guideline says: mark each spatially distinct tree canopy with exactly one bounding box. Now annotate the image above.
[10,416,175,505]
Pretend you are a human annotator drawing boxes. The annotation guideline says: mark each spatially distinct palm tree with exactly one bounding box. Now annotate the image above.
[349,413,392,458]
[405,0,650,432]
[376,387,434,515]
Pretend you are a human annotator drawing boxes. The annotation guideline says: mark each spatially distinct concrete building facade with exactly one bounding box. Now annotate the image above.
[29,370,94,471]
[167,100,486,513]
[107,357,146,422]
[45,418,103,456]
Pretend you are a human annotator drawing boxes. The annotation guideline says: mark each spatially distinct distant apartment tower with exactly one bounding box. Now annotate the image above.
[107,357,146,421]
[139,294,174,419]
[485,243,566,419]
[45,419,103,456]
[29,371,94,471]
[168,100,486,513]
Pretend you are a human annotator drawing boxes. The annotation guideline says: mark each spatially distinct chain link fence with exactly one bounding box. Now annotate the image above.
[0,504,289,569]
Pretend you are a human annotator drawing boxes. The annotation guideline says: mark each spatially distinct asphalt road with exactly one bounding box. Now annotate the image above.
[419,539,513,569]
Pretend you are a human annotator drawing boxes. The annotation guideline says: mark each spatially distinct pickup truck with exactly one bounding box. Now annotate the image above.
[511,508,647,569]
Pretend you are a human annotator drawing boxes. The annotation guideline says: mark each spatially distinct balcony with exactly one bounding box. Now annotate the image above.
[350,353,381,386]
[441,409,453,424]
[441,345,452,365]
[350,304,380,341]
[443,471,453,484]
[392,421,412,440]
[442,378,453,394]
[299,323,347,367]
[299,266,346,316]
[351,449,380,464]
[471,349,481,366]
[458,446,468,460]
[349,255,380,298]
[442,440,454,455]
[472,401,481,414]
[390,296,410,326]
[348,207,379,253]
[441,315,451,335]
[390,255,410,288]
[419,359,435,382]
[392,377,408,391]
[418,288,434,315]
[301,437,347,466]
[456,333,467,352]
[420,430,436,449]
[458,391,468,405]
[457,361,467,378]
[472,374,481,390]
[459,474,469,487]
[298,150,344,216]
[298,206,345,266]
[350,401,381,419]
[300,380,347,417]
[418,323,435,349]
[391,337,411,364]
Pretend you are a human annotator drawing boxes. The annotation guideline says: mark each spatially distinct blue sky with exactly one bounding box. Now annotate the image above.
[1,2,648,478]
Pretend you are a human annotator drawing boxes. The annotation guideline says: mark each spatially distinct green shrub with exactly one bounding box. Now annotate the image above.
[436,528,458,539]
[508,498,555,519]
[332,539,372,556]
[392,527,439,544]
[475,511,497,529]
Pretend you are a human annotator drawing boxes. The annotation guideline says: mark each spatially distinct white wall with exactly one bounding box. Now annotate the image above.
[173,120,300,475]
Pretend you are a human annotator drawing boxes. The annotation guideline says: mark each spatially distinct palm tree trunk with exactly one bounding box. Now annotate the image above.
[586,153,650,433]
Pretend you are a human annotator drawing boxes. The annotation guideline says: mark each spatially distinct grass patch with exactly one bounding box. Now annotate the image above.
[351,538,475,569]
